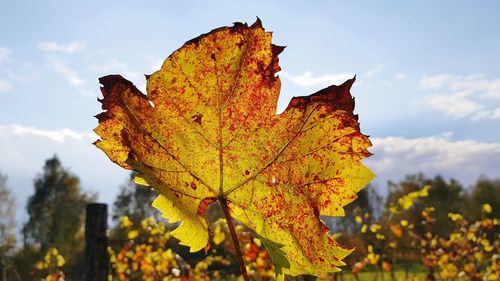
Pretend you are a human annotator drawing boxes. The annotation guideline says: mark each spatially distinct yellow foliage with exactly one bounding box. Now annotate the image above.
[213,223,226,246]
[361,224,368,233]
[389,185,431,215]
[440,263,458,279]
[119,215,133,228]
[369,224,381,233]
[482,203,493,214]
[127,230,139,240]
[355,216,362,224]
[448,212,463,222]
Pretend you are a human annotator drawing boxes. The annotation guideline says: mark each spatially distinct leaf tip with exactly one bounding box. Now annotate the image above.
[272,44,286,55]
[251,17,263,28]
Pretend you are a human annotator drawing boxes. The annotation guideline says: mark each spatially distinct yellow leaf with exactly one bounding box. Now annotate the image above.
[430,238,437,249]
[119,215,133,228]
[361,224,368,233]
[133,176,150,186]
[390,224,403,238]
[355,216,362,224]
[127,230,139,240]
[484,245,494,252]
[448,212,463,222]
[370,224,381,233]
[367,253,379,265]
[213,224,226,245]
[94,19,374,279]
[50,248,58,255]
[382,261,391,271]
[417,185,430,197]
[56,255,65,267]
[397,185,430,210]
[482,203,493,214]
[253,238,262,247]
[34,261,44,270]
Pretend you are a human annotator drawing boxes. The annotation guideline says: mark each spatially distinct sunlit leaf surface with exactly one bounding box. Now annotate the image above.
[94,19,374,279]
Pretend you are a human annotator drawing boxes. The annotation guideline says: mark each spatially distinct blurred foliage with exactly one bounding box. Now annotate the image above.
[384,174,465,238]
[107,215,276,281]
[341,175,500,281]
[32,247,66,281]
[0,167,499,280]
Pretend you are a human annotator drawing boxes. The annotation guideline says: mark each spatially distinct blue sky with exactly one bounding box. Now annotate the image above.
[1,1,500,225]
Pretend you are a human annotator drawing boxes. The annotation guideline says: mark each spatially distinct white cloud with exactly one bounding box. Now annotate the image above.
[422,94,483,119]
[142,54,164,71]
[88,59,144,92]
[419,74,500,120]
[48,59,86,86]
[0,124,95,143]
[0,47,33,90]
[470,110,493,121]
[420,74,500,98]
[0,47,13,63]
[366,133,500,187]
[482,80,500,99]
[494,107,500,118]
[420,74,458,89]
[281,71,354,87]
[0,80,12,92]
[88,59,139,79]
[38,41,85,54]
[364,64,383,78]
[395,73,406,80]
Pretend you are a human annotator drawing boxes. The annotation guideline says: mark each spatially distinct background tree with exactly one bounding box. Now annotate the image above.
[385,173,465,237]
[0,172,16,280]
[464,176,500,220]
[20,155,95,280]
[0,172,16,257]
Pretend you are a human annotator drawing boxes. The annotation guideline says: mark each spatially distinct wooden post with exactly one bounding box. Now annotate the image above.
[85,203,108,281]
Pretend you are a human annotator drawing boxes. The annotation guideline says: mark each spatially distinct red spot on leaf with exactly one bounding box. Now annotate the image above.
[191,181,198,190]
[197,198,216,217]
[192,114,203,125]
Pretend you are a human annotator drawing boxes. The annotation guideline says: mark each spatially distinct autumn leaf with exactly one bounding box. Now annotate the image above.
[390,224,403,238]
[94,19,374,279]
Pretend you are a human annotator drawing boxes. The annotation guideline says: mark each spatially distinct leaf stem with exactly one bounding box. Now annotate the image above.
[218,196,249,281]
